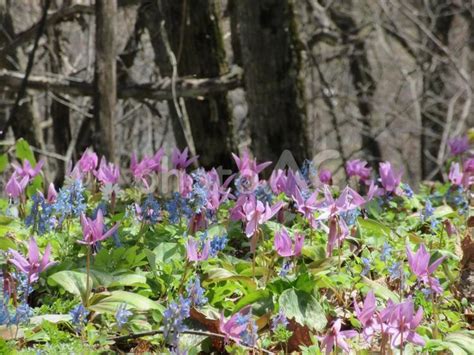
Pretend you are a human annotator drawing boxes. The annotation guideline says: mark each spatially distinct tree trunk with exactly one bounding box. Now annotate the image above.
[94,0,117,161]
[231,0,309,165]
[0,0,43,149]
[157,0,235,169]
[420,1,455,180]
[328,4,382,166]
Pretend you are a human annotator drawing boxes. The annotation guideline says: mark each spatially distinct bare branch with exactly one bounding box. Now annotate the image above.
[0,66,243,100]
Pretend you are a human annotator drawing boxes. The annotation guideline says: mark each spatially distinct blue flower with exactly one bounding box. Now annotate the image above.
[271,310,288,331]
[185,278,207,307]
[241,319,258,346]
[166,193,193,224]
[140,194,161,224]
[25,193,55,235]
[210,234,228,256]
[380,242,392,262]
[401,183,414,198]
[340,208,360,226]
[388,262,402,281]
[279,260,293,277]
[12,302,33,325]
[53,180,86,224]
[300,159,317,185]
[115,303,132,329]
[361,257,371,276]
[255,185,273,204]
[70,304,89,330]
[163,296,191,347]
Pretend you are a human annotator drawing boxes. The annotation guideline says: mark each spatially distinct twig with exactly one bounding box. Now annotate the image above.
[1,0,51,139]
[157,0,197,161]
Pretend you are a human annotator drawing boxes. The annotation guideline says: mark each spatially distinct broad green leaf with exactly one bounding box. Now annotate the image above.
[15,138,36,164]
[433,205,455,219]
[279,288,326,331]
[48,271,92,304]
[89,269,146,288]
[153,242,183,265]
[30,314,72,325]
[362,277,398,302]
[234,289,271,312]
[0,154,8,173]
[88,290,162,314]
[358,218,391,238]
[204,267,256,289]
[444,331,474,353]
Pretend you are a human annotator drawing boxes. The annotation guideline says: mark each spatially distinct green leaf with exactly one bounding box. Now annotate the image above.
[278,288,326,331]
[0,154,8,173]
[88,290,162,314]
[362,277,398,302]
[204,267,256,289]
[89,269,147,288]
[15,138,36,164]
[234,289,271,313]
[48,271,92,304]
[153,242,183,265]
[444,331,474,353]
[358,218,391,238]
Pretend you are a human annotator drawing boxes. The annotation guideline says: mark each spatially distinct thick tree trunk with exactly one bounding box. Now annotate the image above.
[328,5,382,166]
[420,1,455,180]
[0,0,42,148]
[158,0,235,169]
[94,0,117,161]
[231,0,309,165]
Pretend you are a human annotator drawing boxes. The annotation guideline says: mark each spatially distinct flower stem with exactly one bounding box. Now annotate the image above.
[177,260,190,294]
[85,245,91,307]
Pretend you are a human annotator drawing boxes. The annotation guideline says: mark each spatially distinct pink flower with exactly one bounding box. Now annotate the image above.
[319,169,332,185]
[94,157,119,184]
[406,244,446,294]
[274,227,304,257]
[130,151,163,188]
[79,210,119,245]
[448,136,470,156]
[186,238,210,262]
[12,159,44,179]
[464,158,474,173]
[232,151,271,174]
[379,162,402,194]
[316,186,365,256]
[46,182,57,203]
[448,162,472,188]
[5,173,29,199]
[292,187,318,228]
[354,291,380,341]
[219,306,251,343]
[78,148,98,173]
[319,319,358,355]
[8,238,54,283]
[241,196,283,237]
[346,159,372,183]
[172,148,198,170]
[269,169,307,197]
[381,298,425,348]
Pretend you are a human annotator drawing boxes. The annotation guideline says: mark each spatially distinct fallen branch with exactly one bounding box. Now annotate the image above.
[0,66,243,100]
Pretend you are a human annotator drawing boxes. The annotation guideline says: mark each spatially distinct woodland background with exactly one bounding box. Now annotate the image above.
[0,0,473,186]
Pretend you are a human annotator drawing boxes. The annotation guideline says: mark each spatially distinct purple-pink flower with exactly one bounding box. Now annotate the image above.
[9,237,54,283]
[448,136,470,156]
[172,148,198,170]
[77,148,98,173]
[12,159,44,179]
[47,182,57,203]
[5,172,29,199]
[130,149,164,188]
[240,196,283,237]
[292,187,318,228]
[379,162,402,194]
[448,162,472,189]
[346,159,372,183]
[381,298,425,348]
[186,238,210,262]
[79,210,119,245]
[406,244,446,294]
[319,169,332,185]
[232,151,271,174]
[319,319,358,355]
[94,157,120,185]
[274,227,304,257]
[353,291,380,341]
[219,306,251,343]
